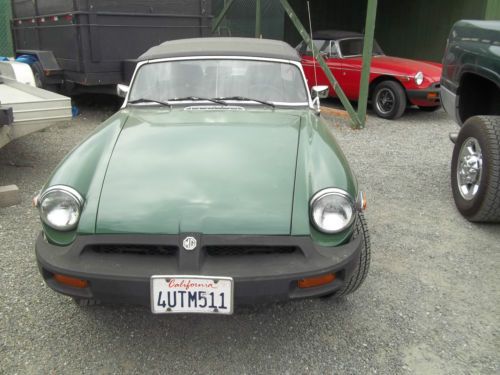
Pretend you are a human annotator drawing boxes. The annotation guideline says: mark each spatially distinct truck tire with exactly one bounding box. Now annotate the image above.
[372,81,407,119]
[334,212,371,297]
[451,116,500,222]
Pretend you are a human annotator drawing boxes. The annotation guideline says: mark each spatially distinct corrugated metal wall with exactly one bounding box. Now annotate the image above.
[0,0,13,56]
[285,0,493,62]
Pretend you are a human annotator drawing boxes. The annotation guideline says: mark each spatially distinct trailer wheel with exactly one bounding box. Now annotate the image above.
[30,61,46,88]
[31,61,59,92]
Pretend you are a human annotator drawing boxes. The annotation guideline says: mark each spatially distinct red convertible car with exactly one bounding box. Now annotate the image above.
[297,30,442,119]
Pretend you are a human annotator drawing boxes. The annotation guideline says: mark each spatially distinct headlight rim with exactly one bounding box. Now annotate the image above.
[39,185,84,231]
[309,188,356,234]
[414,71,424,86]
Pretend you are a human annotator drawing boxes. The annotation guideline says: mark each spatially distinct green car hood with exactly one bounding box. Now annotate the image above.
[95,108,301,235]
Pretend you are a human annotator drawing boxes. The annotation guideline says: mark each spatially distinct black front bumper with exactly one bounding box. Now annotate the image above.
[36,232,362,307]
[407,82,441,105]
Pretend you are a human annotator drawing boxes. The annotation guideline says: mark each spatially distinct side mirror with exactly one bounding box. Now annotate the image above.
[312,85,329,99]
[311,86,329,113]
[312,96,321,112]
[116,84,129,98]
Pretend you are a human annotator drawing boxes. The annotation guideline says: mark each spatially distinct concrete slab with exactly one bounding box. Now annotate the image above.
[0,184,21,208]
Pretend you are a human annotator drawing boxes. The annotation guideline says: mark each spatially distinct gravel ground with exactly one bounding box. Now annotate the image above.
[0,98,498,374]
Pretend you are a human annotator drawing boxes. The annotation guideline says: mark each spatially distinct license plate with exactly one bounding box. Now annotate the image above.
[150,275,234,314]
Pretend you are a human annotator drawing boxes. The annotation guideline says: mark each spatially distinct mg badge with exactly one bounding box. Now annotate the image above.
[182,236,197,251]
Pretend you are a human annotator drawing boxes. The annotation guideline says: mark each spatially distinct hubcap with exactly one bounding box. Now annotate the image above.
[457,137,483,200]
[375,88,395,114]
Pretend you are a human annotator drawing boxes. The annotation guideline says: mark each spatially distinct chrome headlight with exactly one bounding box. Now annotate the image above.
[414,71,424,86]
[310,188,355,234]
[39,186,84,231]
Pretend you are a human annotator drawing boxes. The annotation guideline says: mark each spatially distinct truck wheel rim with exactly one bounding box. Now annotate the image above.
[375,88,395,114]
[457,137,483,200]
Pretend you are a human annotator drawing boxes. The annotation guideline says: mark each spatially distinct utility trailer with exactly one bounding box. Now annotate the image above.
[9,0,213,95]
[0,60,71,149]
[0,60,71,208]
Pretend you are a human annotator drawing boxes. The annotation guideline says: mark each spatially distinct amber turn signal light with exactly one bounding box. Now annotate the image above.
[54,274,88,288]
[359,191,367,211]
[298,273,336,289]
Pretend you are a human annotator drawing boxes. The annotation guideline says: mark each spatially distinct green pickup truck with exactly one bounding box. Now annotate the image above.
[441,20,500,222]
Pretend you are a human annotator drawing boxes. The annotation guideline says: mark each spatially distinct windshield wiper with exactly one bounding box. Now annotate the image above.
[128,98,171,107]
[215,96,275,108]
[167,96,228,105]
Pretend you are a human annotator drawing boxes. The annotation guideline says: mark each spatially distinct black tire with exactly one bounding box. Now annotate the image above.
[334,212,371,297]
[30,61,45,88]
[30,61,58,91]
[451,116,500,222]
[418,105,440,112]
[372,80,407,119]
[73,298,101,307]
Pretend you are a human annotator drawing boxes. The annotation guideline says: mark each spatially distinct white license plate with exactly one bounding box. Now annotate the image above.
[150,275,233,314]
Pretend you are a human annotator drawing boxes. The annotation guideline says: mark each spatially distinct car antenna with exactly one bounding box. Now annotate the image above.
[307,1,318,87]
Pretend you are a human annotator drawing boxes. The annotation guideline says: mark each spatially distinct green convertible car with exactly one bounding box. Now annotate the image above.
[34,38,370,314]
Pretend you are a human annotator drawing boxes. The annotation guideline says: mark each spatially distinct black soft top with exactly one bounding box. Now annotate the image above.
[312,30,363,40]
[138,37,301,62]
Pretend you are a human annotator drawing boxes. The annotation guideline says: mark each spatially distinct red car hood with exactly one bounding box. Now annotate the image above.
[369,55,442,81]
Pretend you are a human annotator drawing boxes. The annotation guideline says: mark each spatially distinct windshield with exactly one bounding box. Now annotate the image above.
[338,38,384,57]
[129,59,309,105]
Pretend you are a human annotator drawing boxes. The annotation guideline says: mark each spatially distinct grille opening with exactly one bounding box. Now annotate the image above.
[85,245,177,256]
[205,245,299,256]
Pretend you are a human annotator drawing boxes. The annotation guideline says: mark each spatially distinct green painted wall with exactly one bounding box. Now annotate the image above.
[485,0,500,20]
[0,0,13,56]
[375,0,488,62]
[284,0,494,62]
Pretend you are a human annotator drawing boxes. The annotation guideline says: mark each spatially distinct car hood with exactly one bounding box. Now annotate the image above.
[95,108,302,235]
[370,55,442,81]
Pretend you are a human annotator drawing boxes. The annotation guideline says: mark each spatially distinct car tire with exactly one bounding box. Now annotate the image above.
[372,81,407,119]
[418,105,440,112]
[451,116,500,222]
[73,298,101,307]
[321,212,371,299]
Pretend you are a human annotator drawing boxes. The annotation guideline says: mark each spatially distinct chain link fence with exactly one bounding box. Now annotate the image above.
[0,0,13,56]
[213,0,284,40]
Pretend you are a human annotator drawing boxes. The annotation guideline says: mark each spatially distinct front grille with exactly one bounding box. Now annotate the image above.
[85,245,177,256]
[205,245,298,256]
